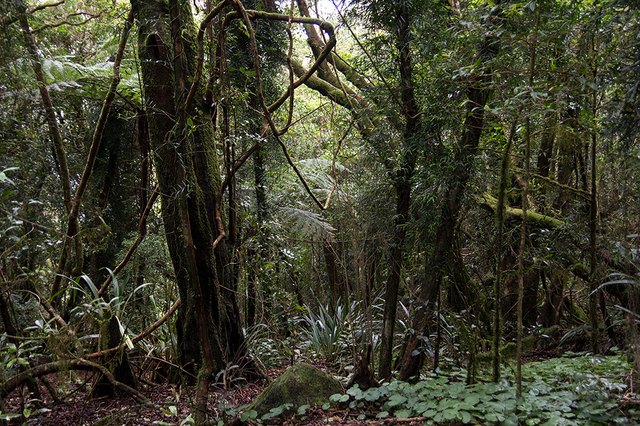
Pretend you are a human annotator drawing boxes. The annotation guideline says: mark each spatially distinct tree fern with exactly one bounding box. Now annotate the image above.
[280,207,335,239]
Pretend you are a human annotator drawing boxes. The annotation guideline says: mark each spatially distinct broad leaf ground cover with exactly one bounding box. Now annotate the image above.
[322,353,638,425]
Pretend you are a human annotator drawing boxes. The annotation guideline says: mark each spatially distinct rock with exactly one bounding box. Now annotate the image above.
[247,362,343,417]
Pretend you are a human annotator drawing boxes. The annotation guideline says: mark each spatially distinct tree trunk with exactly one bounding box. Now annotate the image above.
[323,239,345,304]
[91,313,137,398]
[553,107,582,214]
[132,0,249,384]
[539,268,566,327]
[501,257,540,327]
[537,111,556,179]
[398,33,499,382]
[377,3,419,381]
[247,142,268,327]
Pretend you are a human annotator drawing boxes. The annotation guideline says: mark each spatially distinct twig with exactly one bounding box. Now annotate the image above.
[28,1,65,13]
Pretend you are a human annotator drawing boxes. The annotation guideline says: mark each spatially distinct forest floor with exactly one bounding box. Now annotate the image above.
[1,348,619,426]
[2,366,415,426]
[1,379,435,426]
[1,362,448,425]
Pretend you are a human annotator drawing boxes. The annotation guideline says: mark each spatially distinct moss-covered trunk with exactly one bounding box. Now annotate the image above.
[132,0,248,383]
[91,313,137,398]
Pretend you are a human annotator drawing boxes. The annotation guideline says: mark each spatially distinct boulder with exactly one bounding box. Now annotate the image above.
[247,362,343,417]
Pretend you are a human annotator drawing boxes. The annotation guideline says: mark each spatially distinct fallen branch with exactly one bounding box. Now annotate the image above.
[475,193,564,229]
[0,358,150,405]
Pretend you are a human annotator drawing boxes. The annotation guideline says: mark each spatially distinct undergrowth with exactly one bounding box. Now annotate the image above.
[330,353,636,425]
[230,353,638,425]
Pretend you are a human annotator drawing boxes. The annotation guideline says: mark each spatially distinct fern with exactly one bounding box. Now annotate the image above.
[11,56,140,100]
[281,207,335,238]
[297,158,348,198]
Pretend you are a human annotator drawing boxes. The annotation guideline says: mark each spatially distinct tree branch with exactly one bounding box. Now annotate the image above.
[476,193,564,228]
[49,8,134,303]
[183,0,231,113]
[18,7,72,213]
[0,359,151,405]
[230,0,330,211]
[513,168,591,201]
[86,298,180,359]
[28,1,65,14]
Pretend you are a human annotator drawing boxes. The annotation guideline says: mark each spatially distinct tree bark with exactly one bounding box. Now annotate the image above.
[492,121,515,382]
[397,33,499,382]
[539,269,566,327]
[91,313,137,398]
[323,239,345,304]
[132,0,249,386]
[377,2,420,381]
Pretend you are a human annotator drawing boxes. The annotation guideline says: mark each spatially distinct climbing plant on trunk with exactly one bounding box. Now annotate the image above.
[132,0,248,389]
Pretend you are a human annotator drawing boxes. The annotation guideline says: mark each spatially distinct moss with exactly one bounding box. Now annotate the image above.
[476,337,537,363]
[91,313,137,398]
[476,193,564,228]
[248,363,344,417]
[523,335,536,352]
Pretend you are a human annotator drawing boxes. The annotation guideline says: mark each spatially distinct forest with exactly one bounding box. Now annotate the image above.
[1,0,640,424]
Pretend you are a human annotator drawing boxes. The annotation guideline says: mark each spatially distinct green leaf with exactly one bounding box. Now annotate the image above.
[348,386,365,400]
[0,167,18,185]
[387,394,407,407]
[330,393,345,402]
[261,403,293,419]
[364,388,382,402]
[376,411,389,418]
[0,412,21,420]
[81,274,100,300]
[297,404,310,415]
[464,395,480,405]
[395,409,413,419]
[458,410,472,423]
[501,416,518,426]
[241,410,257,421]
[441,409,458,421]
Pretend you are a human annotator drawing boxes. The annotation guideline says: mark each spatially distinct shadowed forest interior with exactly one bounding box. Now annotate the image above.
[1,0,640,424]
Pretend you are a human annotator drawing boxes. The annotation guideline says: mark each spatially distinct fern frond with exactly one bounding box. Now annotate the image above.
[281,207,335,239]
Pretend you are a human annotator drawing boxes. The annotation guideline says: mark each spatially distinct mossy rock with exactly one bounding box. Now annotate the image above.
[476,337,537,363]
[247,362,343,417]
